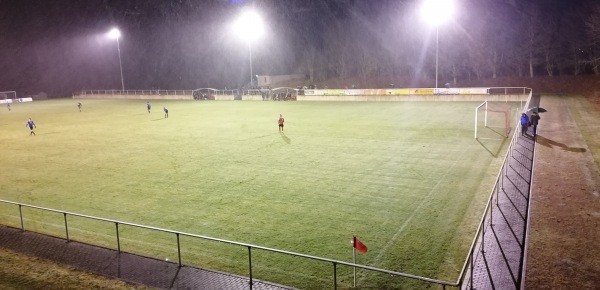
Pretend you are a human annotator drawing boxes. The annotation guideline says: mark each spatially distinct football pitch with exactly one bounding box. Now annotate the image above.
[0,99,519,288]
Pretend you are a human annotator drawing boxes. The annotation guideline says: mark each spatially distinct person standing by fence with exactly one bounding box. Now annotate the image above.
[520,113,529,136]
[530,111,541,136]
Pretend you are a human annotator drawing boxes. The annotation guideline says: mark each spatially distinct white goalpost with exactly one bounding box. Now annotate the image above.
[0,91,17,103]
[475,100,511,139]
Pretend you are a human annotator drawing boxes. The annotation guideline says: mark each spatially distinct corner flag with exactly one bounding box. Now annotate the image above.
[353,236,368,253]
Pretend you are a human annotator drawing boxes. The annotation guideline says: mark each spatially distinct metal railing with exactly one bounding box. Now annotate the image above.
[74,87,530,97]
[0,199,455,289]
[192,88,239,96]
[488,87,530,95]
[73,89,241,97]
[75,90,194,96]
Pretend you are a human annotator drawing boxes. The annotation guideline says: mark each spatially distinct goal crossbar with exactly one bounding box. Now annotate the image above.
[475,101,511,139]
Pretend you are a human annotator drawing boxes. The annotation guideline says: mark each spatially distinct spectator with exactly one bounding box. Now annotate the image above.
[520,113,529,136]
[530,112,541,136]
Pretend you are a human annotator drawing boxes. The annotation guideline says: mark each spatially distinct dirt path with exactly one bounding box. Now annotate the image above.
[525,95,600,289]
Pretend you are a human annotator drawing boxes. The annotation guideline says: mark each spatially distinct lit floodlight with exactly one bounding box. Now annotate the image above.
[233,10,265,42]
[107,28,125,91]
[420,0,454,89]
[108,28,121,39]
[420,0,454,26]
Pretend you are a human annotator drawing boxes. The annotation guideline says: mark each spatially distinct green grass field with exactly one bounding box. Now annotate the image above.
[0,99,519,289]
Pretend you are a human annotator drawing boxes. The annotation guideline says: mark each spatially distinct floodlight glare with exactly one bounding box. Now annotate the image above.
[420,0,454,89]
[107,28,124,91]
[108,28,121,39]
[232,10,265,88]
[233,10,265,42]
[421,0,454,26]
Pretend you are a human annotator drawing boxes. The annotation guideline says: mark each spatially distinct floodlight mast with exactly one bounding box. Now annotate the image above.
[233,10,265,88]
[420,0,454,89]
[108,28,125,92]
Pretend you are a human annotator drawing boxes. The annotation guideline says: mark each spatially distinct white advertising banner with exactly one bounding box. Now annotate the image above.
[436,88,461,95]
[344,89,364,95]
[0,98,32,104]
[304,90,324,96]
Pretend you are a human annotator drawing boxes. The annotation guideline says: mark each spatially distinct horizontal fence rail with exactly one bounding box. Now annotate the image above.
[487,87,530,95]
[0,199,456,289]
[73,87,530,97]
[73,89,242,97]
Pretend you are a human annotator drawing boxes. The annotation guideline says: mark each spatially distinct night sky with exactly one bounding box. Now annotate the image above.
[0,0,597,96]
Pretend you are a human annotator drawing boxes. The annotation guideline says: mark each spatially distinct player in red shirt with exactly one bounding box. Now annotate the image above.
[278,114,284,132]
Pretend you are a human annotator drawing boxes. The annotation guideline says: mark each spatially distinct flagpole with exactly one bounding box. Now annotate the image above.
[353,237,357,288]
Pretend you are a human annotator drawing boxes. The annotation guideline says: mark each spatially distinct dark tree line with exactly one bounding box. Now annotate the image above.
[297,0,600,87]
[1,0,600,96]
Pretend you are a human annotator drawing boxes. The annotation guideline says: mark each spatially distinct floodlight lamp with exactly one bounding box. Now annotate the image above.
[233,10,265,42]
[108,28,121,39]
[420,0,454,26]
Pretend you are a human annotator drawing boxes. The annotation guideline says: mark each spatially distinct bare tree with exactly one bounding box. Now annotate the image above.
[585,4,600,74]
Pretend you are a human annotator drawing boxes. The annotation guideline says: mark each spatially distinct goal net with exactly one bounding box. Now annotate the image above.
[0,91,17,103]
[474,101,511,139]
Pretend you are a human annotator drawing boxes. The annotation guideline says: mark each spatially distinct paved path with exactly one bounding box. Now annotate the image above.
[0,225,291,290]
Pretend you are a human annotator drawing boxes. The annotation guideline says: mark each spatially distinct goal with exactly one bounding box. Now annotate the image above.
[0,91,16,102]
[474,101,511,139]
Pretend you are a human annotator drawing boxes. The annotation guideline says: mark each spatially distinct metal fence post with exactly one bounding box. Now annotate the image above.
[333,262,337,290]
[470,251,474,290]
[176,233,182,267]
[115,222,121,253]
[248,246,253,289]
[18,204,24,231]
[482,211,486,250]
[490,188,494,228]
[64,213,69,242]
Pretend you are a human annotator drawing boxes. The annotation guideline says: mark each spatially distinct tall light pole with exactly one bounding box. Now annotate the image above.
[420,0,454,89]
[108,28,125,92]
[233,10,265,88]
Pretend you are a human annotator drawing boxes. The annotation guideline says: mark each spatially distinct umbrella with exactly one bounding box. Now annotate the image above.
[527,107,547,113]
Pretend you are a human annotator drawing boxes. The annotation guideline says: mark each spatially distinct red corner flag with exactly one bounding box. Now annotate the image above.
[353,236,368,253]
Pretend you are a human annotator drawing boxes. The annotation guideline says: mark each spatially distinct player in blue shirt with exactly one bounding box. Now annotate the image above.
[164,107,169,118]
[147,102,151,114]
[26,118,36,136]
